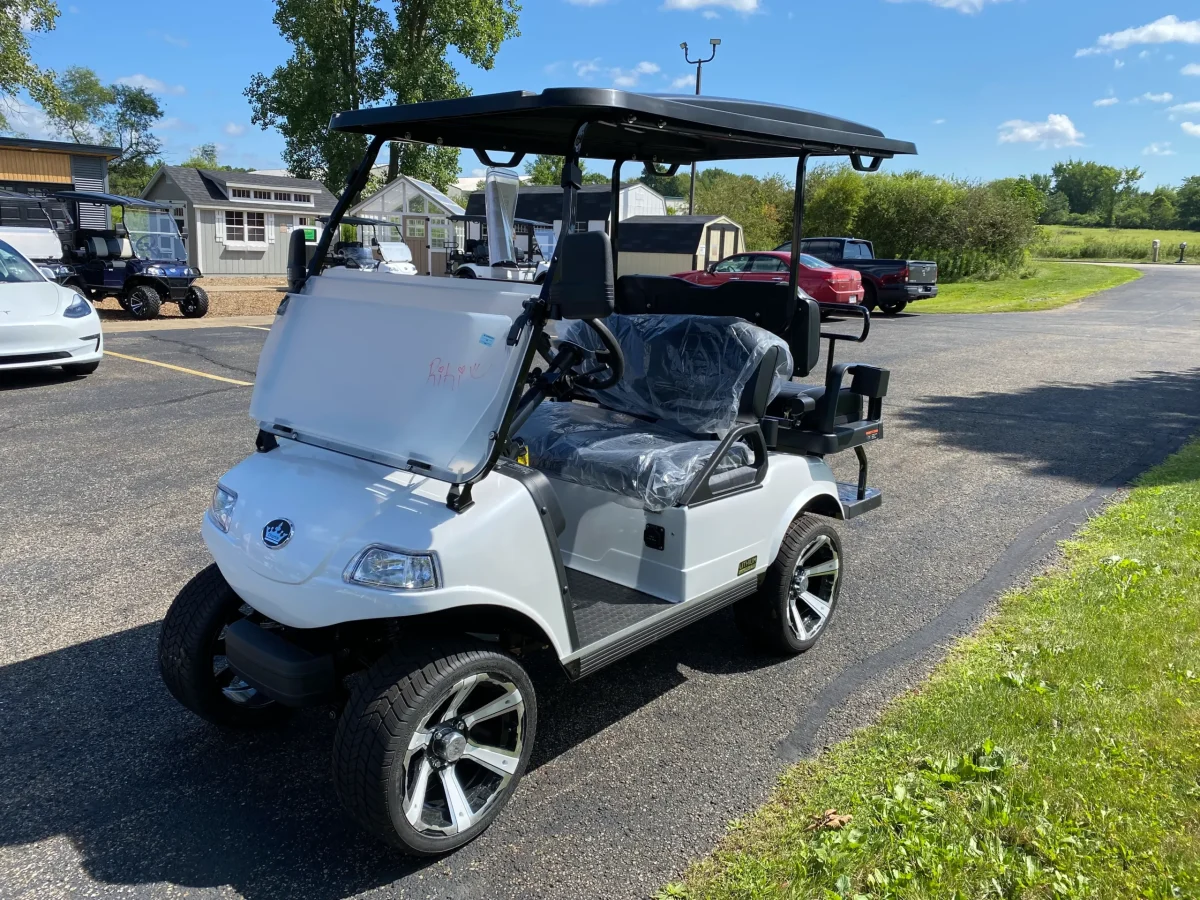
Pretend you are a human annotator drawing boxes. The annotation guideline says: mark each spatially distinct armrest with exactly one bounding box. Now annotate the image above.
[677,423,767,507]
[815,363,890,432]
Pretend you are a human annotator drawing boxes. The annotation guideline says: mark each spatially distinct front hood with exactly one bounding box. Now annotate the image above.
[214,442,454,585]
[0,282,63,320]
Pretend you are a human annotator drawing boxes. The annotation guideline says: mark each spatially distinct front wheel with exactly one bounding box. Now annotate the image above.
[180,285,209,318]
[735,514,842,654]
[158,564,288,728]
[333,639,536,854]
[127,285,162,320]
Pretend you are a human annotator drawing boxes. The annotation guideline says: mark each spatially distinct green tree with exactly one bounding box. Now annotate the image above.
[1050,160,1142,226]
[524,154,564,185]
[803,165,866,237]
[1146,189,1177,230]
[247,0,519,195]
[694,169,793,251]
[0,0,62,133]
[989,176,1047,223]
[179,143,249,172]
[1177,176,1200,231]
[45,66,111,142]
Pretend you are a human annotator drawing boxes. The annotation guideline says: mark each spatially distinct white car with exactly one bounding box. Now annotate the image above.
[0,238,103,376]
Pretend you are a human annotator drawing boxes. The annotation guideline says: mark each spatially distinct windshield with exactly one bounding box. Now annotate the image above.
[123,207,186,261]
[0,240,46,283]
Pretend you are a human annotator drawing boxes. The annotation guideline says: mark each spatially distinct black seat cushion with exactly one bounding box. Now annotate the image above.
[559,313,793,436]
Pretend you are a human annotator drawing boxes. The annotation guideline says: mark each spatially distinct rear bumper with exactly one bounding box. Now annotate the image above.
[223,618,336,707]
[875,283,938,303]
[906,283,938,300]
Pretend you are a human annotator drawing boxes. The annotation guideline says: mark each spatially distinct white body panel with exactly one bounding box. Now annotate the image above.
[554,454,841,603]
[0,280,103,371]
[458,262,547,282]
[204,439,574,656]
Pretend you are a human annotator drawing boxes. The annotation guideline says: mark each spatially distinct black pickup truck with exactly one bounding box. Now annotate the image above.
[776,237,937,315]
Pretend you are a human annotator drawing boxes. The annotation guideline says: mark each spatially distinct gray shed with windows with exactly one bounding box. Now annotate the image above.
[141,167,337,276]
[615,214,743,277]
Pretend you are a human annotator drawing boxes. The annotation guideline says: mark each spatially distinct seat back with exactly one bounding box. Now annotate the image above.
[550,230,614,319]
[106,237,133,259]
[616,275,820,377]
[560,313,793,436]
[88,236,109,259]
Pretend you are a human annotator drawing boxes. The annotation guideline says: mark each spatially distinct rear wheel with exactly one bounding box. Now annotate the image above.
[736,514,842,654]
[180,285,209,318]
[158,564,288,728]
[862,283,877,312]
[333,639,536,854]
[127,285,162,320]
[879,299,907,316]
[455,267,477,279]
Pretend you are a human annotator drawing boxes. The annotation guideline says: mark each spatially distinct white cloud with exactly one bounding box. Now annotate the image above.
[997,113,1084,148]
[1141,91,1173,103]
[1093,97,1119,107]
[1184,63,1200,75]
[662,0,757,11]
[885,0,1010,13]
[1139,49,1152,58]
[0,98,54,139]
[544,61,563,74]
[1114,58,1125,69]
[932,118,946,124]
[1182,121,1200,137]
[1143,142,1175,155]
[573,58,601,77]
[703,9,719,17]
[224,122,246,136]
[609,61,660,88]
[1077,15,1200,56]
[1168,100,1200,119]
[668,74,695,91]
[116,74,186,95]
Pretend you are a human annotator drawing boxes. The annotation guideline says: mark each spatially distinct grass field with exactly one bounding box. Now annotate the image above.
[1036,225,1200,263]
[661,438,1200,900]
[917,261,1141,314]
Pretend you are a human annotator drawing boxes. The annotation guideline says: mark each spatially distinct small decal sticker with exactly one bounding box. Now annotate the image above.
[737,555,758,576]
[479,333,495,347]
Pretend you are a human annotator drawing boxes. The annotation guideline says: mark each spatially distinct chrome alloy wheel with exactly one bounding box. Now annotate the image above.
[787,534,840,642]
[401,673,526,837]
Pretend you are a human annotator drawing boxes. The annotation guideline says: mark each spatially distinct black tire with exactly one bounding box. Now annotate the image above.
[180,285,209,318]
[455,267,476,278]
[862,282,877,312]
[62,360,100,376]
[114,292,130,311]
[735,514,842,654]
[127,285,162,320]
[158,564,289,728]
[879,299,907,316]
[333,638,537,855]
[533,272,546,285]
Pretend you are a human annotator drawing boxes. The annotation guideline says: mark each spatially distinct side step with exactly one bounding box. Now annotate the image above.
[838,482,882,519]
[562,576,759,680]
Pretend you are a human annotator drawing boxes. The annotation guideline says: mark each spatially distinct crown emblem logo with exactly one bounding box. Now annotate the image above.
[262,519,293,548]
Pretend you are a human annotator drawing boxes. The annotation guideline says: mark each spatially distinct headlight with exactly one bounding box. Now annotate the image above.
[63,293,92,318]
[146,266,163,276]
[348,546,439,591]
[208,485,237,533]
[186,267,200,277]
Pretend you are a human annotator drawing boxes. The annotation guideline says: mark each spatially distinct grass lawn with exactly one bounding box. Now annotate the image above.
[919,262,1141,314]
[662,439,1200,900]
[1037,225,1200,263]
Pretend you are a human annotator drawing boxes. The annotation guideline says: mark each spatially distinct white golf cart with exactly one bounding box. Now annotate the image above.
[321,215,419,276]
[157,89,916,855]
[448,168,550,283]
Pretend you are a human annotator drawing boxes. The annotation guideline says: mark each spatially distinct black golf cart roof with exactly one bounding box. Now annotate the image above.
[448,214,552,228]
[330,88,917,162]
[51,190,169,210]
[318,214,402,227]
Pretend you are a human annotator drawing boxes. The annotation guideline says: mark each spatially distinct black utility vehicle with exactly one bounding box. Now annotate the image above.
[777,236,938,315]
[52,190,207,319]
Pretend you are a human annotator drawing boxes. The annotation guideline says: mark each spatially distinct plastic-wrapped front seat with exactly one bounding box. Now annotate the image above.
[516,314,792,511]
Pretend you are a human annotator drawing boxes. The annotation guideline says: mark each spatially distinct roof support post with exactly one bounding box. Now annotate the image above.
[558,122,587,246]
[308,134,387,278]
[786,152,810,301]
[609,159,624,276]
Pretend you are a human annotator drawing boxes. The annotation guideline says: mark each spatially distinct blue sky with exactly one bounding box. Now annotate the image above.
[12,2,1200,188]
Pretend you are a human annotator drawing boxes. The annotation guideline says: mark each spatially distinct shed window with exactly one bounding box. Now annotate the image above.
[225,210,244,241]
[408,195,426,213]
[246,212,266,243]
[231,188,251,199]
[253,190,271,200]
[406,218,426,238]
[430,216,448,249]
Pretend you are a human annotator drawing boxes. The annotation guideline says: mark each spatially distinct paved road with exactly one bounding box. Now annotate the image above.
[2,267,1198,899]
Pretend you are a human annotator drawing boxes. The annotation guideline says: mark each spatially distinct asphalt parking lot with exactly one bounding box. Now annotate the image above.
[2,265,1199,900]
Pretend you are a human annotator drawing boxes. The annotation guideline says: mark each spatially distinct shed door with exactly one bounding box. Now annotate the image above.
[70,156,109,229]
[403,216,430,275]
[703,224,739,268]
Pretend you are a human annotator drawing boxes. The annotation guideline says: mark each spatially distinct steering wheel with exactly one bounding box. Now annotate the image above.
[571,318,624,392]
[133,235,154,256]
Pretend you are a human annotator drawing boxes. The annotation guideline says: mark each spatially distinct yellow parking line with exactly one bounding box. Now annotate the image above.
[236,325,272,332]
[105,351,254,386]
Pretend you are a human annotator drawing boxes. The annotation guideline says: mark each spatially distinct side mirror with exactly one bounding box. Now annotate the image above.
[549,231,614,320]
[707,262,718,274]
[286,227,308,292]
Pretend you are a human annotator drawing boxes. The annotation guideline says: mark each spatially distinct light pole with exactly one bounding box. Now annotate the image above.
[681,38,720,215]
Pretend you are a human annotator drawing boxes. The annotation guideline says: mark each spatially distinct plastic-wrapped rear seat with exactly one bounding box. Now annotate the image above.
[516,314,792,511]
